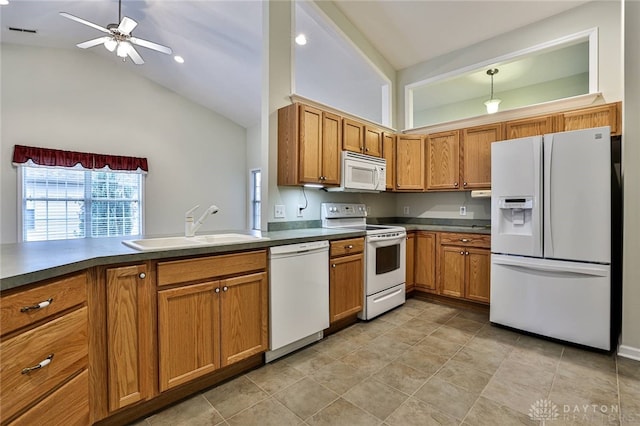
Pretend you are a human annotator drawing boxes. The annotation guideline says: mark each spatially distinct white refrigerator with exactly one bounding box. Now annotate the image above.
[490,126,612,350]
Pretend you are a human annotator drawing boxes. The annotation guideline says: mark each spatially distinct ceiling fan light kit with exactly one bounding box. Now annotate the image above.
[60,0,172,65]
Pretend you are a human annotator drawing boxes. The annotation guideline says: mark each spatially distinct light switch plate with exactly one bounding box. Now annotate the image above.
[274,205,285,218]
[403,206,410,215]
[459,206,467,216]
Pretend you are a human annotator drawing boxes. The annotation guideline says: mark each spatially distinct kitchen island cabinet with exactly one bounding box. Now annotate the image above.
[156,251,268,392]
[0,272,89,425]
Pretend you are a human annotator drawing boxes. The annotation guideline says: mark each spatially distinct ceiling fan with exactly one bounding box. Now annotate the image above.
[60,0,172,65]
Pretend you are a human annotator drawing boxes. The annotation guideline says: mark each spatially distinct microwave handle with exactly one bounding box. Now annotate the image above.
[374,167,380,188]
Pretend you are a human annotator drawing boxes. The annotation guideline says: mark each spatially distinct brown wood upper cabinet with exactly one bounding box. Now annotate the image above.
[343,118,383,157]
[396,134,425,191]
[427,130,460,190]
[461,123,503,190]
[505,115,555,139]
[277,103,341,187]
[558,103,620,135]
[382,132,396,190]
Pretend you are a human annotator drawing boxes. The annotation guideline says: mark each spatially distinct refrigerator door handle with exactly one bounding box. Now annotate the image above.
[492,256,609,277]
[544,136,554,257]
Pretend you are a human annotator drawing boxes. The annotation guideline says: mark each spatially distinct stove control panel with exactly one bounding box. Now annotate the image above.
[321,203,367,219]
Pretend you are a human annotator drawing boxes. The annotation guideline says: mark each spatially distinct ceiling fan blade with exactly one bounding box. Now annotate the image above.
[130,37,172,55]
[76,36,112,49]
[127,45,145,65]
[60,12,110,34]
[117,16,138,35]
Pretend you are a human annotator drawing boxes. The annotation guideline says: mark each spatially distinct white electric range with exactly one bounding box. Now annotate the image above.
[321,203,406,320]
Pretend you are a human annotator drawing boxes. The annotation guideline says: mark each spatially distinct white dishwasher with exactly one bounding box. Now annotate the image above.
[265,240,329,363]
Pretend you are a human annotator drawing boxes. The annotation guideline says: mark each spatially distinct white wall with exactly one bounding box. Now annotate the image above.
[621,0,640,359]
[1,44,247,243]
[398,1,622,129]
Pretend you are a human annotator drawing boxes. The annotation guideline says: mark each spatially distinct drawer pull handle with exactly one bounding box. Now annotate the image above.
[22,354,54,374]
[21,298,53,313]
[345,245,354,249]
[460,238,472,243]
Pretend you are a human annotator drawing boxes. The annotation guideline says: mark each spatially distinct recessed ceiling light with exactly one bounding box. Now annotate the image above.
[295,34,307,46]
[174,55,185,64]
[0,0,10,6]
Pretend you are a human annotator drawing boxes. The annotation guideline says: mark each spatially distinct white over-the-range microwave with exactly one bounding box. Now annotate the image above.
[326,151,386,193]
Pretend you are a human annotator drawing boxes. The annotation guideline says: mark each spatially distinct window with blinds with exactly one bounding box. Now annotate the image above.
[21,165,143,241]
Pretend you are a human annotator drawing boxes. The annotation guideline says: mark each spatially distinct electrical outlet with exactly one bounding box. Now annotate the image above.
[297,205,304,217]
[459,206,467,216]
[274,204,285,219]
[403,206,410,215]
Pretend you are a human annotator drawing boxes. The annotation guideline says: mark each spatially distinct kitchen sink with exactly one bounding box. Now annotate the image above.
[122,233,269,251]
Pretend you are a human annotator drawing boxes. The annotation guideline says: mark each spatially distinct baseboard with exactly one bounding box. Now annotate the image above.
[617,344,640,361]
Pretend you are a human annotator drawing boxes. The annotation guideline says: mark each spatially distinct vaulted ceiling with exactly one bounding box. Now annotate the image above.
[0,0,589,128]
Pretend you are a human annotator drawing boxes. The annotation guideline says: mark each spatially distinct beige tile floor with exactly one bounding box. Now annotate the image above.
[134,299,640,425]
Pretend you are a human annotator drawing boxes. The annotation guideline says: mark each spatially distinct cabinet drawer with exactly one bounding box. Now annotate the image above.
[9,369,89,426]
[330,238,365,257]
[0,307,88,422]
[439,233,490,248]
[1,273,87,337]
[157,250,267,286]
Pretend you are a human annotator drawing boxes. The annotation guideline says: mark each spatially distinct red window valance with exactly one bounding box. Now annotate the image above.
[12,145,148,172]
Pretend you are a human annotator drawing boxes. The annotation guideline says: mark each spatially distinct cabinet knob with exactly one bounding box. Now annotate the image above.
[215,287,220,293]
[22,354,54,375]
[20,298,53,313]
[465,251,469,255]
[345,244,353,249]
[360,146,365,151]
[332,264,336,268]
[460,251,464,255]
[365,148,369,152]
[454,182,459,187]
[223,286,229,292]
[463,182,467,187]
[139,273,146,279]
[460,238,471,243]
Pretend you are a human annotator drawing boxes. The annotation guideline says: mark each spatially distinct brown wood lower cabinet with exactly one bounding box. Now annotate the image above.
[329,238,364,323]
[414,231,437,292]
[437,233,491,304]
[156,252,268,392]
[405,232,415,292]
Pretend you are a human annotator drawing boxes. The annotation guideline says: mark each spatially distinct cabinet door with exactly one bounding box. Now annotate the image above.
[382,133,396,190]
[106,264,152,411]
[427,131,460,190]
[364,126,383,157]
[343,118,364,153]
[157,282,220,392]
[505,115,555,139]
[439,246,465,298]
[396,135,425,191]
[329,253,364,322]
[465,248,491,304]
[405,233,415,292]
[299,105,323,184]
[415,232,436,292]
[220,272,268,367]
[558,103,619,135]
[321,112,342,185]
[461,124,502,189]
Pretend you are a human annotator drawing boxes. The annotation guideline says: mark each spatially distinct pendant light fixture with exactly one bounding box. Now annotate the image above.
[484,68,501,114]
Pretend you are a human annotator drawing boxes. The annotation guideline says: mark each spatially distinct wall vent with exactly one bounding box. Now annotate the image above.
[8,27,37,34]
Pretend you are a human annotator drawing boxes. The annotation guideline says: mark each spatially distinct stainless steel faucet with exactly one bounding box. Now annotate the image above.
[185,204,219,237]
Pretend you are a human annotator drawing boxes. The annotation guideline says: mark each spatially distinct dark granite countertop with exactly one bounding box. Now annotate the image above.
[0,228,364,292]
